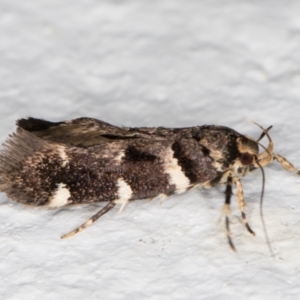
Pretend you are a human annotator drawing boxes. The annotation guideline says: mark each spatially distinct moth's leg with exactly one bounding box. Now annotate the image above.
[200,169,237,250]
[223,175,236,252]
[61,201,116,239]
[273,153,300,175]
[201,169,234,189]
[234,177,255,235]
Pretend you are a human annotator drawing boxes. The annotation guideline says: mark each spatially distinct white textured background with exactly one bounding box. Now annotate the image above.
[1,1,300,299]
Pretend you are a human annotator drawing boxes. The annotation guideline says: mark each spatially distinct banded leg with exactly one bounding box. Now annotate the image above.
[61,201,116,239]
[234,177,255,235]
[274,153,300,175]
[201,169,236,250]
[224,175,236,251]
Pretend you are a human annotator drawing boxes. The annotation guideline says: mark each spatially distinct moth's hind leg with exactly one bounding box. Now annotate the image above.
[273,153,300,175]
[223,175,236,251]
[234,177,255,236]
[61,201,116,239]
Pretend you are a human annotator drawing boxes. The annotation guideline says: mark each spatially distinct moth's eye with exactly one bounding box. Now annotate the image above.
[240,152,253,165]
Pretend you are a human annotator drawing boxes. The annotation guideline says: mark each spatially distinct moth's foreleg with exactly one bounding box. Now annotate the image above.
[61,201,116,239]
[273,153,300,175]
[201,169,237,250]
[223,175,236,252]
[234,177,255,236]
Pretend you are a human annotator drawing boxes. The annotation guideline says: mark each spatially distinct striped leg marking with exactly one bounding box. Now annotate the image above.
[234,177,255,236]
[223,175,236,251]
[201,169,237,250]
[202,169,255,250]
[61,201,116,239]
[274,153,300,175]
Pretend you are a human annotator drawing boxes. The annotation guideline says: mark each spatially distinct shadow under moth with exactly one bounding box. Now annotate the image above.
[0,117,299,251]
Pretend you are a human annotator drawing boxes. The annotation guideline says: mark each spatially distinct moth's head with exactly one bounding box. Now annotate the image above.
[234,136,259,176]
[234,124,274,176]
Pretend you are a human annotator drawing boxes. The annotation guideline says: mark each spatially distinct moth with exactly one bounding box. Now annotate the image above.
[0,117,299,250]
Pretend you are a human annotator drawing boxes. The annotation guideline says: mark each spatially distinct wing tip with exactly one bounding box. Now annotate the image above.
[16,117,64,132]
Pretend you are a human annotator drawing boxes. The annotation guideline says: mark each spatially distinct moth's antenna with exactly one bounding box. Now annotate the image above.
[246,120,275,256]
[257,160,275,257]
[245,120,274,169]
[256,126,273,143]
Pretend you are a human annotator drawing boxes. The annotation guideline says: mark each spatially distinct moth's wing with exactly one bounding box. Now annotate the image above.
[17,117,161,147]
[17,117,117,133]
[0,123,175,203]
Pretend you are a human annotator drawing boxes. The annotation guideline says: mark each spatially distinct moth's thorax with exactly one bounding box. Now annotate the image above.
[194,126,242,170]
[193,126,260,178]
